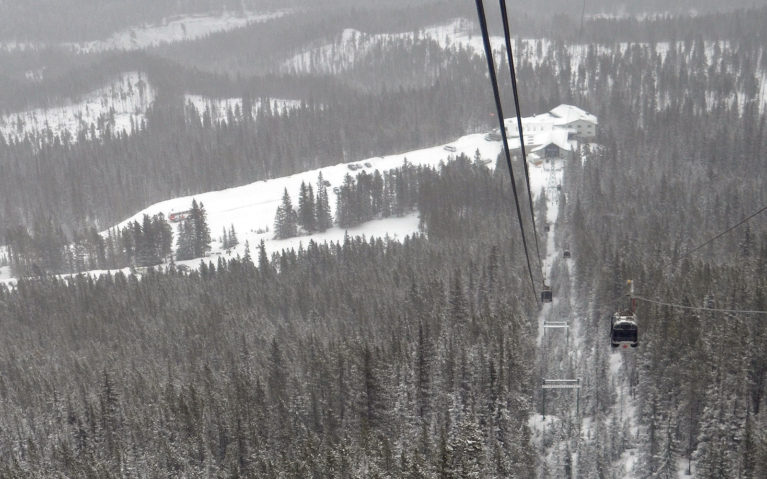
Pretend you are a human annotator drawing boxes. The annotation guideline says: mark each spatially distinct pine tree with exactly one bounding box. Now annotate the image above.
[315,173,333,232]
[449,270,470,324]
[257,239,270,275]
[191,199,211,258]
[156,215,173,262]
[415,323,433,421]
[137,214,156,266]
[228,224,238,248]
[274,188,298,239]
[336,174,356,228]
[298,182,316,233]
[176,219,195,261]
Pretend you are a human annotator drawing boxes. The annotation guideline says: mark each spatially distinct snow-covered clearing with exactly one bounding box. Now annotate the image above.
[0,72,154,143]
[110,132,504,264]
[0,41,44,53]
[184,95,302,124]
[0,122,513,285]
[0,266,12,284]
[281,17,665,76]
[281,19,508,74]
[64,10,288,54]
[0,107,588,290]
[0,74,306,143]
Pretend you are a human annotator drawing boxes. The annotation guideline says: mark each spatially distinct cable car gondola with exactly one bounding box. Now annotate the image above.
[563,249,571,259]
[610,312,638,348]
[541,285,552,303]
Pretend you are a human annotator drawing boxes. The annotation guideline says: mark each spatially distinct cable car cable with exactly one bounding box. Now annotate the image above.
[679,203,767,259]
[633,295,767,315]
[475,0,539,303]
[498,0,544,277]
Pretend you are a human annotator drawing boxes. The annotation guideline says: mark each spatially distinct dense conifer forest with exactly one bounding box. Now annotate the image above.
[0,159,541,477]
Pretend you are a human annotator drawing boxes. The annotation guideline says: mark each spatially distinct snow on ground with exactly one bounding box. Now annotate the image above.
[110,132,503,265]
[0,125,509,284]
[0,266,12,285]
[280,17,643,76]
[528,413,560,436]
[0,41,44,52]
[184,95,302,124]
[282,21,754,116]
[0,111,587,286]
[64,11,288,54]
[176,213,421,271]
[0,72,154,143]
[530,158,564,312]
[0,73,308,143]
[281,19,508,74]
[677,457,693,477]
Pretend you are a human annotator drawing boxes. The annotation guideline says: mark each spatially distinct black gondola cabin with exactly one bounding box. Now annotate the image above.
[541,285,552,303]
[610,312,638,348]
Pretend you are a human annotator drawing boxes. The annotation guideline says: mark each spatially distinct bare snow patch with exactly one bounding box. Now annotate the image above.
[184,95,302,124]
[0,72,154,143]
[65,11,288,53]
[0,265,12,285]
[281,19,508,74]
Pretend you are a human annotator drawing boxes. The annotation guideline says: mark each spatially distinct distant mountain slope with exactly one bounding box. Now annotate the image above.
[0,72,154,143]
[63,10,290,54]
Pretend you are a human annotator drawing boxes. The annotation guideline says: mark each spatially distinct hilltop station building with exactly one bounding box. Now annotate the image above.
[487,104,598,164]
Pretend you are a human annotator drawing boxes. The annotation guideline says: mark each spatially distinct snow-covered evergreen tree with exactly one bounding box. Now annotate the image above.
[273,188,298,239]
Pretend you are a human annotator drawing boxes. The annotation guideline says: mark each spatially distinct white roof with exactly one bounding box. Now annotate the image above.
[505,104,597,133]
[548,104,598,125]
[505,114,556,132]
[502,104,595,152]
[529,129,572,153]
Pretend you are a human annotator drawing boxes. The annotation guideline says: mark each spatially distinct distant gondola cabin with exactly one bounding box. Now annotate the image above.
[541,286,553,303]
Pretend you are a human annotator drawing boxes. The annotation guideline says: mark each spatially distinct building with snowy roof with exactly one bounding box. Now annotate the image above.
[498,104,597,163]
[505,104,597,140]
[548,104,597,139]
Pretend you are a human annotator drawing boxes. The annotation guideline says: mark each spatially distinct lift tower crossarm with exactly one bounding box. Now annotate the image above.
[541,378,582,419]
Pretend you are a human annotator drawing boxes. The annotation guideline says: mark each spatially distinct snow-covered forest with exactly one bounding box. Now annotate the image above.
[0,0,766,476]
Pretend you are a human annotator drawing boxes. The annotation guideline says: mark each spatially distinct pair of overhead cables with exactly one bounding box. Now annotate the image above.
[475,0,544,302]
[633,296,767,316]
[627,202,767,315]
